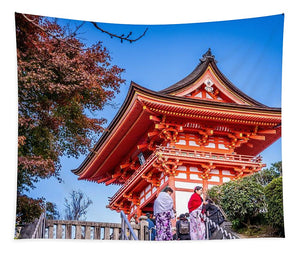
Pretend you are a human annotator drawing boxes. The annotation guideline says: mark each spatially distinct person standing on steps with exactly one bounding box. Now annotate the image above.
[153,186,176,241]
[145,213,156,241]
[176,214,191,240]
[188,186,206,240]
[204,197,225,238]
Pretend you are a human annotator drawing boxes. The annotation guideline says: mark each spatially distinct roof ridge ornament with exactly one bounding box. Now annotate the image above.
[200,48,216,63]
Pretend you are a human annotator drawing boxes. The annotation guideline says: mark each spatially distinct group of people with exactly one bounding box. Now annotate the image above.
[150,185,208,241]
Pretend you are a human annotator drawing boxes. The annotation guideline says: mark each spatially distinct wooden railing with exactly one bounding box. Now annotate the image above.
[108,147,264,206]
[157,146,263,164]
[44,216,149,240]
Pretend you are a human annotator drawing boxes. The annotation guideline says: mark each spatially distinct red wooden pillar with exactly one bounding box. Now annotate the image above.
[136,207,142,220]
[202,179,208,201]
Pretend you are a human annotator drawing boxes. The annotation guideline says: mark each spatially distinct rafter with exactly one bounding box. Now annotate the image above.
[257,129,277,134]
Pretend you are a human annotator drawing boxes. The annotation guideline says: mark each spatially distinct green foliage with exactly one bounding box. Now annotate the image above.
[46,202,60,220]
[15,13,124,223]
[207,185,222,204]
[16,195,44,224]
[208,161,284,236]
[216,177,265,227]
[249,162,281,187]
[265,176,284,236]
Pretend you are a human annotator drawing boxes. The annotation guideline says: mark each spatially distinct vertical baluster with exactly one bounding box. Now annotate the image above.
[120,217,124,240]
[56,224,63,239]
[42,217,46,238]
[75,224,82,239]
[139,216,148,240]
[48,225,53,239]
[130,218,139,240]
[113,227,119,240]
[94,226,101,239]
[65,224,72,239]
[104,227,110,240]
[129,227,132,240]
[85,225,91,239]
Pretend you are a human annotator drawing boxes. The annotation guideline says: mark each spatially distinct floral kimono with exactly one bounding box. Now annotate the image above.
[155,211,173,241]
[189,205,206,240]
[154,191,175,241]
[188,192,206,240]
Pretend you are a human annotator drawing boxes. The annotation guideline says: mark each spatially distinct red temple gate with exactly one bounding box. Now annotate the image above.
[73,49,281,221]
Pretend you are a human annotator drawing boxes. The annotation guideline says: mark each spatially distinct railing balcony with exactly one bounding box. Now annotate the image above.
[108,146,264,206]
[157,146,263,165]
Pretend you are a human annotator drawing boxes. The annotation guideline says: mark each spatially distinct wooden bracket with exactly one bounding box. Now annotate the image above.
[154,156,182,176]
[197,128,214,146]
[142,171,161,187]
[124,193,140,206]
[199,162,215,179]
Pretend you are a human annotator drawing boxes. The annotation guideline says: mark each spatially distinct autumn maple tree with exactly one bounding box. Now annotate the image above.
[16,13,125,223]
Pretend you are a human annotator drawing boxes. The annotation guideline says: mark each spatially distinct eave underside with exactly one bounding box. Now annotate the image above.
[74,87,281,185]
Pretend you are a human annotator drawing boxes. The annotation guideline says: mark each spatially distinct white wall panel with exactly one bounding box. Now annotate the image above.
[175,181,201,190]
[175,190,191,215]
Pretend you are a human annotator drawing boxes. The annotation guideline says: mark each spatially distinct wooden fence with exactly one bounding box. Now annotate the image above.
[44,216,149,240]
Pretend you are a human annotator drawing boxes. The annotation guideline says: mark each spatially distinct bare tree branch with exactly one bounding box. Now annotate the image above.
[22,13,148,50]
[91,22,148,43]
[64,190,92,220]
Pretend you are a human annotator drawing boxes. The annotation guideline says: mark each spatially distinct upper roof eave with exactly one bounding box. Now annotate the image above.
[132,80,281,113]
[72,50,281,177]
[73,80,282,176]
[72,82,139,176]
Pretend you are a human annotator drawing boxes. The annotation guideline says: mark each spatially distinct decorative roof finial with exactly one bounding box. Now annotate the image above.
[200,48,216,63]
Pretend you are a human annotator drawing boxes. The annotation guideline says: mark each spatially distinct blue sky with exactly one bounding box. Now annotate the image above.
[23,14,284,224]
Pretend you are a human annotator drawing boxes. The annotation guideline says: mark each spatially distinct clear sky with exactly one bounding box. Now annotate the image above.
[23,14,284,224]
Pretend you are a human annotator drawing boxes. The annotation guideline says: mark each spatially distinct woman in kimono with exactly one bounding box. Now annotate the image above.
[153,186,175,241]
[188,186,206,240]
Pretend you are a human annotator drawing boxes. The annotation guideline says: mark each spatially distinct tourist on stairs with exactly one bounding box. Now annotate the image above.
[153,186,176,241]
[188,186,206,240]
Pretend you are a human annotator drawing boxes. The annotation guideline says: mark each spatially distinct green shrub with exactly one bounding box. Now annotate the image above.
[207,185,222,204]
[16,195,44,224]
[208,177,265,229]
[265,176,284,236]
[207,162,284,236]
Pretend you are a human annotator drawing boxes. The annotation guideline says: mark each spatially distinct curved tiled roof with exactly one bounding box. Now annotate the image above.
[72,49,281,178]
[159,48,266,107]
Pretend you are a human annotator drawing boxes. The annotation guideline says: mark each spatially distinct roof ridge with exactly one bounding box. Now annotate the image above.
[159,48,216,94]
[159,49,266,107]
